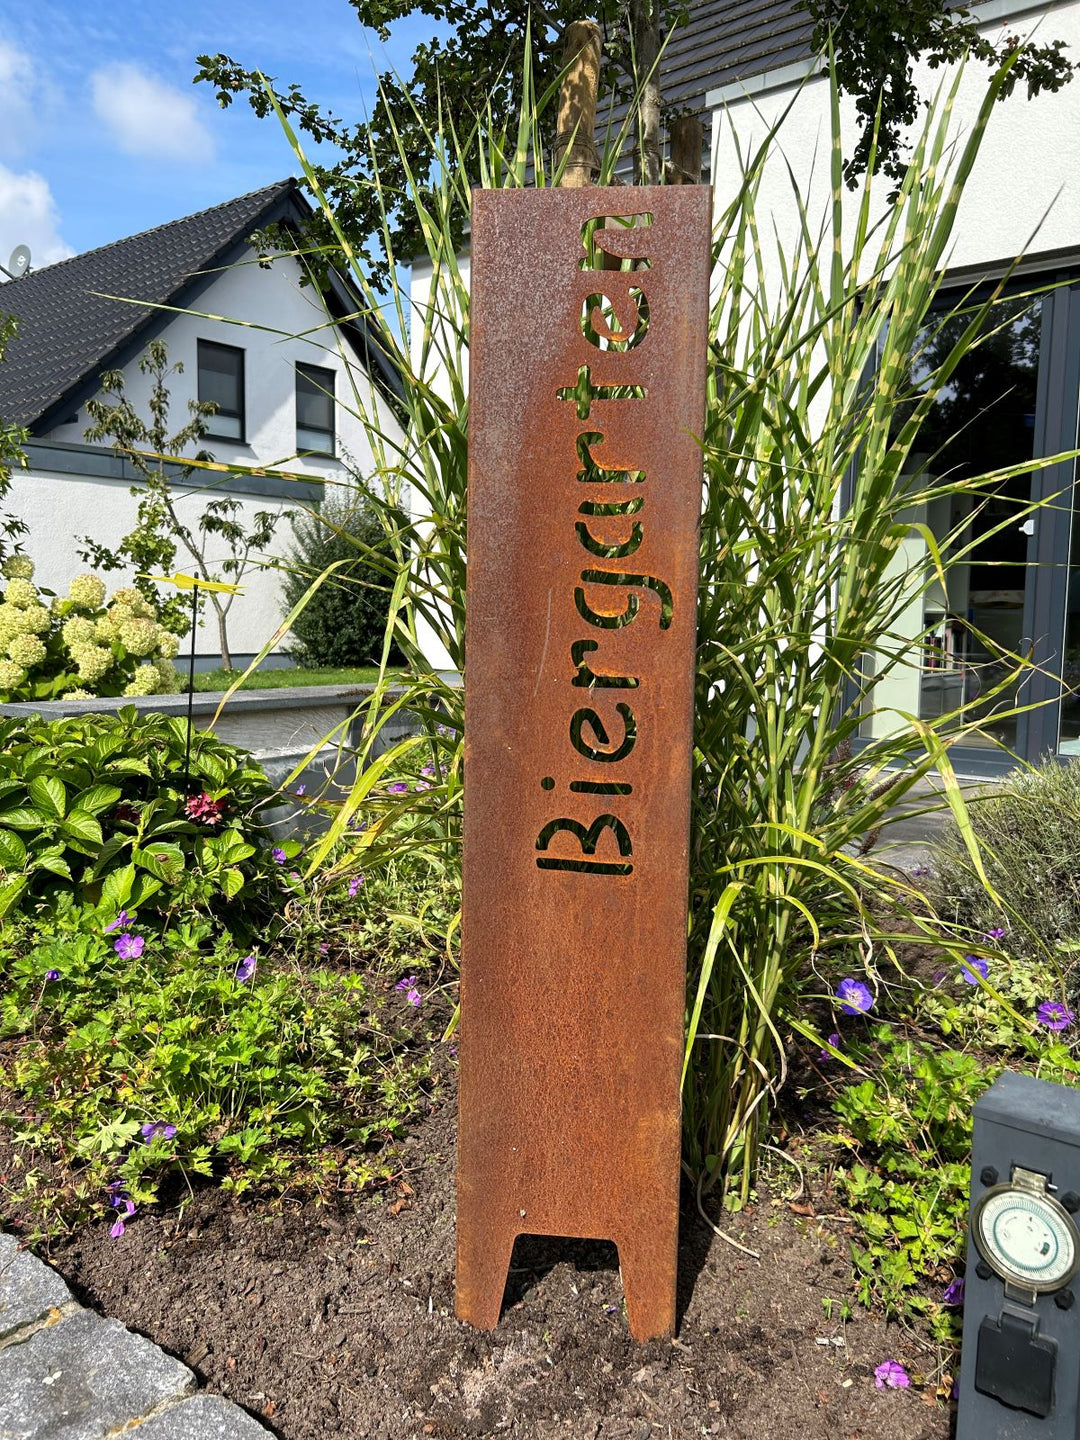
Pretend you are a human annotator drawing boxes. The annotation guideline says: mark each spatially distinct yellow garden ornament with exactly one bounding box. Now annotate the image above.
[138,571,243,595]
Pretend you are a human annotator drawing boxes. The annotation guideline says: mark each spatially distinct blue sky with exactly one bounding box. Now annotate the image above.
[0,0,441,271]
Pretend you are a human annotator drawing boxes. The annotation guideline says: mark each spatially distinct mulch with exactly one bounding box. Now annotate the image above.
[10,1079,957,1440]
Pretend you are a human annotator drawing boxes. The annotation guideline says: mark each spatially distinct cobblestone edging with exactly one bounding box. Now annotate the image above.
[0,1233,272,1438]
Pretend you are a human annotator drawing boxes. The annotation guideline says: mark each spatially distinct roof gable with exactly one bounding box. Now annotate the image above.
[0,179,374,431]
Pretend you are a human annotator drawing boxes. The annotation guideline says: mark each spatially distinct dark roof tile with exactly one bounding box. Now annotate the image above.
[0,180,297,430]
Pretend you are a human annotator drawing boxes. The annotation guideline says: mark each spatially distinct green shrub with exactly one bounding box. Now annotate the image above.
[0,557,182,702]
[281,498,399,668]
[0,896,435,1232]
[0,709,295,933]
[929,761,1080,982]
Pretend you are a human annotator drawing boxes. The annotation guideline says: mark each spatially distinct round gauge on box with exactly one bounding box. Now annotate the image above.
[973,1183,1080,1293]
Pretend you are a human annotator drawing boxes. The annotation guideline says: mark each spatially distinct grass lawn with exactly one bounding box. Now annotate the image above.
[190,664,406,692]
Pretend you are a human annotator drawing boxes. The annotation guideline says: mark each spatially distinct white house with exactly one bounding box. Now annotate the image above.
[0,179,405,669]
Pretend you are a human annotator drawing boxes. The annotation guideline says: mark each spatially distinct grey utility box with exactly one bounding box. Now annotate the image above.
[958,1071,1080,1437]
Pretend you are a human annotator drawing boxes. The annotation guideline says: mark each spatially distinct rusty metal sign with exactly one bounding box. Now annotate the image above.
[458,186,712,1342]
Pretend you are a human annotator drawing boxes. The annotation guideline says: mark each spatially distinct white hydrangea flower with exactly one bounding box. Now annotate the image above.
[0,659,26,690]
[4,577,39,609]
[73,644,113,683]
[8,632,46,668]
[61,688,94,700]
[123,664,162,697]
[2,555,34,580]
[111,587,154,618]
[156,629,181,659]
[68,574,107,610]
[0,603,27,643]
[94,614,121,644]
[118,617,158,657]
[153,658,182,694]
[62,615,97,650]
[20,603,50,636]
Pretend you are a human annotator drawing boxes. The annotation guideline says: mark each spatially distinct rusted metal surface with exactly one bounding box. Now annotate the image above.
[458,187,712,1343]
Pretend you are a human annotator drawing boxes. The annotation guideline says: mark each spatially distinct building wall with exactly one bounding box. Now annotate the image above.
[708,1,1080,277]
[12,247,405,665]
[707,0,1080,750]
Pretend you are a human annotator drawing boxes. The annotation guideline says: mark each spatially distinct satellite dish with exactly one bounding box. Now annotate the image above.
[0,244,31,282]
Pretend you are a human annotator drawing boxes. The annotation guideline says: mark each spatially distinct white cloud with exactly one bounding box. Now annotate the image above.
[91,62,215,164]
[0,165,73,271]
[0,39,42,158]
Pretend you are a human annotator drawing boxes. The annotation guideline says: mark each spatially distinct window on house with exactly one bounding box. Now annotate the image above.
[197,340,245,441]
[296,362,335,455]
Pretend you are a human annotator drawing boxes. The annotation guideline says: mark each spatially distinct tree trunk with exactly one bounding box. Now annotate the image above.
[629,0,662,186]
[667,113,703,184]
[556,20,602,188]
[213,599,232,671]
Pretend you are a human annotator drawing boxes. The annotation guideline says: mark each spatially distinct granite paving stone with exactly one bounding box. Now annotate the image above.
[0,1234,72,1342]
[128,1393,273,1438]
[0,1308,194,1439]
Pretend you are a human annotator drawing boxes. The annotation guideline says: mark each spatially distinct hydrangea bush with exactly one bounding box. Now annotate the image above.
[0,558,182,702]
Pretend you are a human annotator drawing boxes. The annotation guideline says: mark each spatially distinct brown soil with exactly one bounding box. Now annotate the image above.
[22,1089,955,1440]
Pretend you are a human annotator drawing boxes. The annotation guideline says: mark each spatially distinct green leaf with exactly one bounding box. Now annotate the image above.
[0,807,49,830]
[101,863,135,911]
[29,775,66,820]
[62,810,104,849]
[220,867,244,899]
[134,844,185,884]
[0,875,27,917]
[34,851,71,880]
[0,828,27,869]
[91,833,130,876]
[75,784,123,815]
[76,1116,143,1158]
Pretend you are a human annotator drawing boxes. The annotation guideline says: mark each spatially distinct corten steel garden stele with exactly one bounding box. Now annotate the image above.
[458,186,712,1341]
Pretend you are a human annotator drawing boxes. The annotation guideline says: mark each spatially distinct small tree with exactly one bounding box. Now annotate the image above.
[80,339,291,670]
[0,313,29,567]
[281,497,399,668]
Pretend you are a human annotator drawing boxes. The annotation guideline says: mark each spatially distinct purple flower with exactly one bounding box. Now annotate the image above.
[234,955,257,983]
[318,942,329,955]
[932,969,947,986]
[836,978,873,1015]
[395,975,422,1006]
[106,1182,135,1238]
[141,1121,177,1143]
[114,933,144,960]
[104,910,132,933]
[911,863,930,880]
[985,927,1005,941]
[44,969,61,982]
[874,1360,910,1390]
[413,781,432,792]
[421,765,436,777]
[271,847,286,864]
[943,1276,965,1307]
[348,875,365,898]
[388,782,409,795]
[818,1032,841,1061]
[296,784,306,797]
[961,955,989,985]
[1037,1000,1074,1031]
